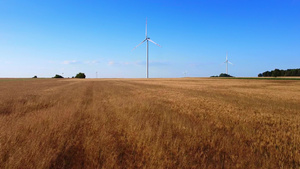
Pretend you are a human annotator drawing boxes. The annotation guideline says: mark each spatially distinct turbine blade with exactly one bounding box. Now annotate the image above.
[148,39,161,47]
[228,61,233,65]
[145,18,147,38]
[132,39,146,51]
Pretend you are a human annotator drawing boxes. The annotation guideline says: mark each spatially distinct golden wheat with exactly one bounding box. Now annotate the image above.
[0,78,299,168]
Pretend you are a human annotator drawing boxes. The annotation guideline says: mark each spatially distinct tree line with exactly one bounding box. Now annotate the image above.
[258,68,300,77]
[53,72,86,78]
[33,72,86,78]
[211,73,233,77]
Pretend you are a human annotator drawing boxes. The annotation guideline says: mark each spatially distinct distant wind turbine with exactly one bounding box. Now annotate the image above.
[224,52,233,74]
[132,18,161,78]
[183,71,188,77]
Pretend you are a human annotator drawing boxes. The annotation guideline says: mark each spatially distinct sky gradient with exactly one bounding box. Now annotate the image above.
[0,0,299,78]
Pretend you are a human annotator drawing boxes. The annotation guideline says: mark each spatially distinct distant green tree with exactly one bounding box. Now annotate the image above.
[267,71,272,77]
[285,70,291,76]
[291,70,297,76]
[297,69,300,76]
[53,74,63,78]
[33,75,37,78]
[258,73,263,77]
[75,72,86,78]
[280,70,285,76]
[219,73,232,77]
[272,69,281,77]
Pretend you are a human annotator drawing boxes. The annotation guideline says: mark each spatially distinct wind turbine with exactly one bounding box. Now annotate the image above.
[133,18,161,78]
[183,71,188,77]
[224,52,233,74]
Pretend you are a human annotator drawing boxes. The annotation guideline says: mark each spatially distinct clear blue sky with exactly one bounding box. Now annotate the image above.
[0,0,299,78]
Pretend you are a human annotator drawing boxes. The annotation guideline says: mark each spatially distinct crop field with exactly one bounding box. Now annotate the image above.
[0,78,299,168]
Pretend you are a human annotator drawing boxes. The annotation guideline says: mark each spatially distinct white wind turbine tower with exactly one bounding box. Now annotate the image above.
[133,18,161,78]
[224,52,233,74]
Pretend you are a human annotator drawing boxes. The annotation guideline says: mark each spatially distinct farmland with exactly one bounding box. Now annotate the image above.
[0,78,299,168]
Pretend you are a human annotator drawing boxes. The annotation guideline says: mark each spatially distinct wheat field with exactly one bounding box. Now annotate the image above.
[0,78,299,168]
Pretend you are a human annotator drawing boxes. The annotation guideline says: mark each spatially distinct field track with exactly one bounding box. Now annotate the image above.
[0,78,299,168]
